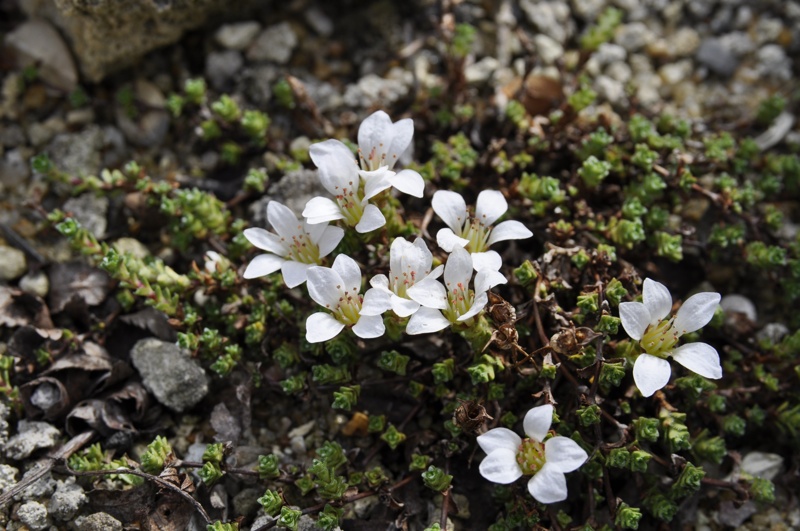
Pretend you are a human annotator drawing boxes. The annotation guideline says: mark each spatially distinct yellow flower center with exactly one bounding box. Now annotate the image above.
[640,318,679,357]
[285,232,321,264]
[516,438,546,475]
[331,288,363,326]
[459,218,492,253]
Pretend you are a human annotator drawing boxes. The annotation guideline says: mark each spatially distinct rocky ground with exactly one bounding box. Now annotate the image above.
[1,0,800,530]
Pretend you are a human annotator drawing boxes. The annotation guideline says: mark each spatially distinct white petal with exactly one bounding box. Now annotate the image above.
[476,190,508,226]
[523,404,553,442]
[306,312,345,343]
[475,269,507,295]
[671,342,722,379]
[360,167,393,201]
[332,254,362,294]
[633,353,672,397]
[304,219,328,243]
[389,237,411,275]
[436,228,469,252]
[309,139,358,195]
[458,291,488,321]
[267,201,303,239]
[432,190,467,233]
[527,464,568,504]
[243,254,284,279]
[406,307,450,334]
[479,449,523,485]
[619,301,651,340]
[358,111,392,167]
[389,169,425,198]
[352,314,385,339]
[426,264,444,280]
[303,196,344,224]
[444,247,473,292]
[477,427,522,454]
[281,261,312,288]
[355,204,386,233]
[545,437,588,473]
[488,220,533,245]
[243,227,288,255]
[306,266,344,307]
[643,278,672,322]
[412,238,434,271]
[360,287,392,316]
[369,274,390,290]
[317,225,345,257]
[471,251,503,272]
[674,292,721,335]
[390,294,420,317]
[386,118,414,169]
[406,278,448,309]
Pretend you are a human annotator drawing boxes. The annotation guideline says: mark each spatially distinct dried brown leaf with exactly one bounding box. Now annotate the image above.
[48,261,113,313]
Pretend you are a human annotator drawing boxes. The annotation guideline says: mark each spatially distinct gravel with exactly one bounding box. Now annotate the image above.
[3,420,61,460]
[0,245,26,281]
[247,22,298,64]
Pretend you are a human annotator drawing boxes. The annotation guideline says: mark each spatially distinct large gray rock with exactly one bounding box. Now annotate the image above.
[4,19,78,92]
[47,478,87,521]
[130,338,209,412]
[17,500,50,530]
[3,420,61,460]
[20,0,264,81]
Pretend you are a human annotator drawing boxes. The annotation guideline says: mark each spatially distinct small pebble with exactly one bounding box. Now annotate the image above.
[0,245,27,281]
[214,21,261,50]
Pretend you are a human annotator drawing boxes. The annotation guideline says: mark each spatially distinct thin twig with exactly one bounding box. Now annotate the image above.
[62,465,211,523]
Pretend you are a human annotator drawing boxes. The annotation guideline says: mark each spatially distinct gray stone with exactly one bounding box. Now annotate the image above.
[247,22,298,64]
[303,79,343,112]
[666,27,700,58]
[21,0,262,81]
[3,420,60,460]
[130,338,209,412]
[0,124,26,147]
[243,65,280,106]
[342,68,413,108]
[756,323,789,345]
[720,294,756,322]
[116,80,170,147]
[262,169,327,223]
[594,75,626,106]
[614,22,653,52]
[755,112,795,151]
[533,34,564,65]
[0,401,9,448]
[298,513,339,531]
[594,43,626,66]
[520,0,574,44]
[112,237,150,259]
[76,512,123,531]
[206,50,244,90]
[753,17,784,45]
[696,39,739,77]
[17,500,50,530]
[606,61,632,83]
[47,478,87,521]
[465,57,500,84]
[0,246,26,281]
[214,21,261,50]
[63,193,109,239]
[717,32,755,56]
[30,382,61,412]
[4,19,78,92]
[305,7,334,37]
[658,60,693,86]
[232,487,261,520]
[0,464,17,493]
[741,451,783,481]
[27,117,66,148]
[47,125,104,178]
[756,44,792,81]
[0,149,30,188]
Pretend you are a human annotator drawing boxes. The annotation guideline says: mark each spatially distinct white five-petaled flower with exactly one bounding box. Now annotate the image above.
[432,190,533,271]
[361,237,443,318]
[477,404,588,504]
[305,254,385,343]
[243,201,344,288]
[404,246,507,334]
[620,278,722,398]
[303,111,424,233]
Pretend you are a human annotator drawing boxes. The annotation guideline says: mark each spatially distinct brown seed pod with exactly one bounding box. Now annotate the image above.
[453,400,493,434]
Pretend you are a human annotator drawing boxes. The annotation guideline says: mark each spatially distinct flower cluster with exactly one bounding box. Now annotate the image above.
[243,111,533,343]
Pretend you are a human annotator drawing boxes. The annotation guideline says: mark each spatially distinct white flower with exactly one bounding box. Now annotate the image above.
[432,190,533,271]
[404,247,506,334]
[357,111,425,198]
[620,278,722,398]
[243,201,344,288]
[303,111,424,233]
[477,404,588,504]
[305,254,385,343]
[361,237,443,318]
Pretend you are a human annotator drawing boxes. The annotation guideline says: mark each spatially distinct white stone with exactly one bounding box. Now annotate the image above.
[720,294,757,322]
[595,75,626,106]
[465,57,500,84]
[4,20,77,92]
[0,245,26,281]
[214,21,261,50]
[17,500,50,530]
[741,452,783,481]
[533,34,563,65]
[247,22,298,64]
[658,60,693,86]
